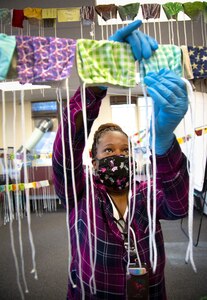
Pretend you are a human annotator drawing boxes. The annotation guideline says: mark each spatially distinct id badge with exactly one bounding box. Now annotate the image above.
[126,263,149,300]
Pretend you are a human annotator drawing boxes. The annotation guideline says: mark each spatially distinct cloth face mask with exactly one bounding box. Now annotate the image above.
[96,155,134,191]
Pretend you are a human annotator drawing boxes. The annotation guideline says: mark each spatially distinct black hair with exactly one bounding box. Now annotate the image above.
[91,123,128,159]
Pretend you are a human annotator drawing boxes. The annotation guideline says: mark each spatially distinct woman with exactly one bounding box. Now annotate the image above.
[52,21,189,299]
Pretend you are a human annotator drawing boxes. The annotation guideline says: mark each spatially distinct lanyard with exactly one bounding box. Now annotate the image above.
[107,194,136,255]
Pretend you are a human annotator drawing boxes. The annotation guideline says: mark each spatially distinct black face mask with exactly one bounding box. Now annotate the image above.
[96,155,134,191]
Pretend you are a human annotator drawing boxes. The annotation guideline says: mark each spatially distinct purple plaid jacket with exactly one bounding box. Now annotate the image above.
[52,87,189,300]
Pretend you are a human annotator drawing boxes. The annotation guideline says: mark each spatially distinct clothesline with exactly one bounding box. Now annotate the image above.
[0,2,206,30]
[0,180,50,192]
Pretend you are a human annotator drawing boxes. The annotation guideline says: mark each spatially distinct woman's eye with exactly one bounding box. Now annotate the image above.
[104,148,112,153]
[123,149,129,154]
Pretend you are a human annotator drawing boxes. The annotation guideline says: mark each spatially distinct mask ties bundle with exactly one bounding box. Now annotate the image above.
[56,85,79,290]
[181,78,197,272]
[141,83,157,271]
[80,82,97,295]
[2,90,26,299]
[126,87,142,273]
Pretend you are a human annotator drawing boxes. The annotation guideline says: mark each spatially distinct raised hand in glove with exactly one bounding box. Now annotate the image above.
[109,20,158,61]
[144,68,189,155]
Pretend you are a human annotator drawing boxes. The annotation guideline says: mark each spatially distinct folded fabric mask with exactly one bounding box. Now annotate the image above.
[16,36,76,84]
[139,44,182,83]
[118,3,140,21]
[188,46,207,79]
[76,39,136,88]
[95,4,118,21]
[141,4,161,20]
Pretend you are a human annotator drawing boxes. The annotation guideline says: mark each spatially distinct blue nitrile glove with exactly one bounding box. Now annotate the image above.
[144,68,189,155]
[109,20,158,61]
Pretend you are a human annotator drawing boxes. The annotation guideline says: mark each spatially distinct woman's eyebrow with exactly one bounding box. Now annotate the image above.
[102,143,129,147]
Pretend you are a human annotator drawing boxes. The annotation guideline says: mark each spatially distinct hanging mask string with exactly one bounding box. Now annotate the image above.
[181,78,197,272]
[129,139,137,225]
[183,14,188,46]
[13,90,29,294]
[142,83,158,272]
[20,90,37,280]
[176,19,181,47]
[153,19,157,42]
[141,83,154,268]
[64,78,86,295]
[2,90,25,300]
[56,87,78,289]
[158,21,162,45]
[88,154,98,293]
[129,140,142,269]
[150,89,158,273]
[100,13,104,40]
[80,83,97,295]
[126,87,142,270]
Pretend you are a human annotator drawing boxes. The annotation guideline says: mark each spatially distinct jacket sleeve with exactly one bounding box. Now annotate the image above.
[52,87,107,208]
[143,137,189,220]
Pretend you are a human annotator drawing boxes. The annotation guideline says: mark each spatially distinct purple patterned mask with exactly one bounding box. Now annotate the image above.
[96,155,132,191]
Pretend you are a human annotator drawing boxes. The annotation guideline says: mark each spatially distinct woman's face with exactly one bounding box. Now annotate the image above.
[93,131,129,170]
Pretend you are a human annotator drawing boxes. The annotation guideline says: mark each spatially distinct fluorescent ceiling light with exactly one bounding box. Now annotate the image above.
[0,81,51,92]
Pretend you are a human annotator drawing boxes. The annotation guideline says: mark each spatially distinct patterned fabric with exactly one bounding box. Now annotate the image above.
[95,4,118,21]
[76,39,136,88]
[97,155,132,190]
[118,3,140,21]
[57,8,80,22]
[162,2,183,20]
[0,8,11,24]
[139,44,182,82]
[12,9,25,28]
[0,34,16,81]
[181,45,194,80]
[141,4,161,20]
[23,7,42,20]
[204,2,207,23]
[183,2,204,20]
[41,8,57,19]
[80,6,95,25]
[188,46,207,79]
[15,36,76,84]
[52,87,189,300]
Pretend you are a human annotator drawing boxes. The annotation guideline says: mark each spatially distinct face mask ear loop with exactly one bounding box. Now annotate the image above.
[20,90,38,280]
[150,90,158,273]
[181,78,197,272]
[13,90,29,294]
[80,83,97,295]
[129,142,142,268]
[125,88,140,271]
[141,83,154,269]
[129,139,137,225]
[56,87,78,290]
[2,90,25,299]
[65,78,86,290]
[88,151,98,294]
[126,87,132,272]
